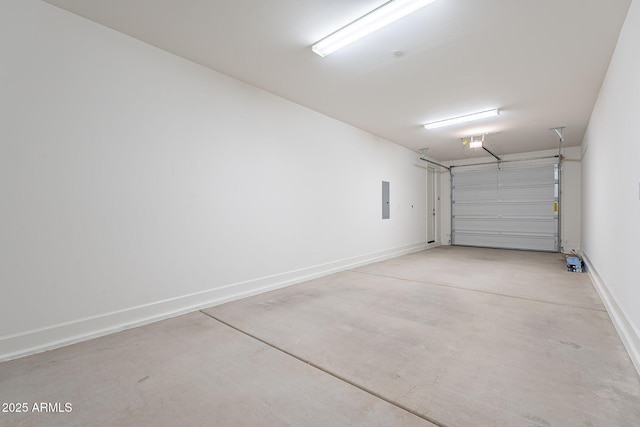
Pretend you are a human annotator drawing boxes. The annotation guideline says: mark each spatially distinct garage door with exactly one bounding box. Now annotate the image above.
[451,163,559,251]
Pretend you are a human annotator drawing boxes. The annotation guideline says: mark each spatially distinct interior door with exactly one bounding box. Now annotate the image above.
[427,168,436,243]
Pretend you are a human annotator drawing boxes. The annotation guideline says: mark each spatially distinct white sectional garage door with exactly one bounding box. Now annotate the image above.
[451,163,559,251]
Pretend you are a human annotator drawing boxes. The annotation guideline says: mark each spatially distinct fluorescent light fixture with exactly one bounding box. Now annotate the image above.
[312,0,439,57]
[424,109,500,130]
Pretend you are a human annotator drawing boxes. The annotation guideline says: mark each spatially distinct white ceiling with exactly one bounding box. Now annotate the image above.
[44,0,631,161]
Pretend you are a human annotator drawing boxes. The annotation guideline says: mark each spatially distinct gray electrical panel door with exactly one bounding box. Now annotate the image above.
[451,163,559,251]
[382,181,390,219]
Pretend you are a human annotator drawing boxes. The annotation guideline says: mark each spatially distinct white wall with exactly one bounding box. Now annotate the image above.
[0,0,426,360]
[581,0,640,372]
[439,147,582,252]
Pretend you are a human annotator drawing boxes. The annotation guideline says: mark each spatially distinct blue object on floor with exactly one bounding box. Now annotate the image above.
[566,256,583,272]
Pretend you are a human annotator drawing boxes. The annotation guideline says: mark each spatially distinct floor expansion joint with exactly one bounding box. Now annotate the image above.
[199,310,446,427]
[350,269,606,313]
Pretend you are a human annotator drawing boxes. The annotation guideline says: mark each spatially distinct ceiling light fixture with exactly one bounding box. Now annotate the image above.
[424,109,500,130]
[469,136,484,149]
[311,0,439,57]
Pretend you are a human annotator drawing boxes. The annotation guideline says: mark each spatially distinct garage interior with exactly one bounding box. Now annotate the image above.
[1,0,639,426]
[3,247,639,426]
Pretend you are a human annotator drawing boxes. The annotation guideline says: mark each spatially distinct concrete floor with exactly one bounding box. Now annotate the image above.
[1,247,639,426]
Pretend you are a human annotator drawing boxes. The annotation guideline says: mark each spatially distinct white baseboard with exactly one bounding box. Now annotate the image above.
[0,241,429,362]
[582,252,640,376]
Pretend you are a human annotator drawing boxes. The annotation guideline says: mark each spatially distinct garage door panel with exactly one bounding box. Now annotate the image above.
[453,170,499,186]
[497,185,556,200]
[454,217,557,234]
[453,187,499,201]
[453,201,555,217]
[499,167,553,182]
[451,163,559,251]
[453,232,558,252]
[454,186,555,202]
